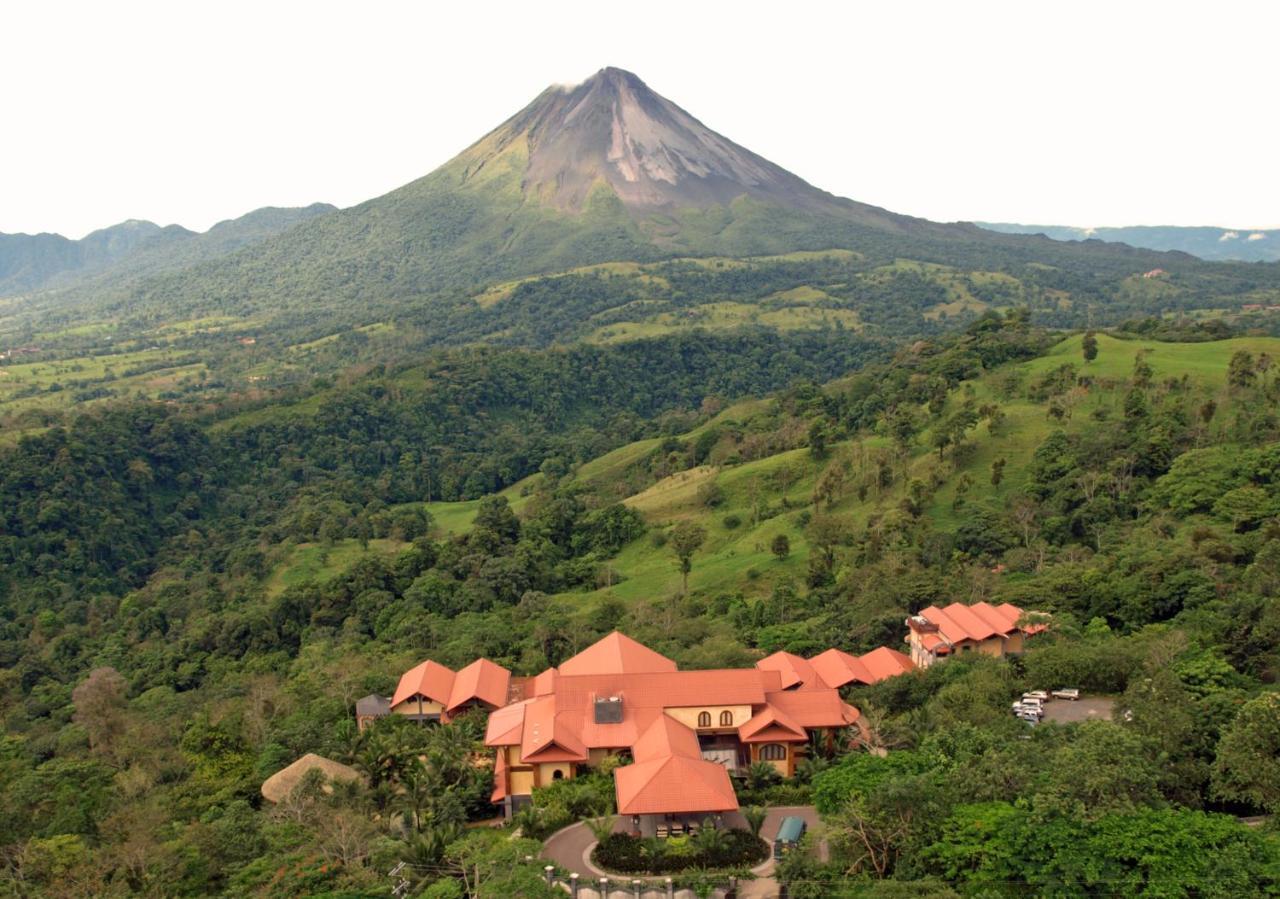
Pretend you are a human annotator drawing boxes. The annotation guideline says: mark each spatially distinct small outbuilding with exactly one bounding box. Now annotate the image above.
[261,753,362,804]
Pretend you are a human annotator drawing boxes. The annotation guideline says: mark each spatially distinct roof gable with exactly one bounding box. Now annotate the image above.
[632,714,701,762]
[615,756,739,815]
[392,659,456,708]
[447,658,511,712]
[558,631,678,676]
[738,703,808,743]
[520,696,587,762]
[857,646,915,683]
[756,651,826,690]
[808,648,874,688]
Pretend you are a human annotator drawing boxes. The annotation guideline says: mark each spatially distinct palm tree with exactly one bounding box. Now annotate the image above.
[743,760,780,792]
[743,805,768,838]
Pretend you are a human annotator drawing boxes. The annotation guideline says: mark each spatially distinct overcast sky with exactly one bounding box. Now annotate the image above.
[2,0,1276,238]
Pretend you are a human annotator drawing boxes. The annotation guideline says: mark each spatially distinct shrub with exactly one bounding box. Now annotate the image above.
[592,828,767,874]
[722,513,743,529]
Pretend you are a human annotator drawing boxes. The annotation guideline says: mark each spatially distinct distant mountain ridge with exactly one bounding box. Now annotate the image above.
[0,203,335,299]
[978,222,1280,263]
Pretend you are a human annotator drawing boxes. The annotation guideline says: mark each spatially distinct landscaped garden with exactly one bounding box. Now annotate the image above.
[593,826,768,875]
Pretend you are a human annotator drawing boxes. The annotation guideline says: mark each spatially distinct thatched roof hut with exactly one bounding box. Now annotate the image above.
[261,753,361,803]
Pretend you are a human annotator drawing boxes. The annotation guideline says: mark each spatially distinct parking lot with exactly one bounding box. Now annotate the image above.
[1040,696,1116,724]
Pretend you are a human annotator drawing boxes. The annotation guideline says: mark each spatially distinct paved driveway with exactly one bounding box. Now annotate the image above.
[540,805,823,897]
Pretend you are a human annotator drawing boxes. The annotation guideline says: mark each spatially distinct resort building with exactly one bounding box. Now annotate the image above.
[484,632,865,819]
[362,608,1039,822]
[904,601,1044,668]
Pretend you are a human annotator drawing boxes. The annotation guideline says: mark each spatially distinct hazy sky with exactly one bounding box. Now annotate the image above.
[3,0,1277,238]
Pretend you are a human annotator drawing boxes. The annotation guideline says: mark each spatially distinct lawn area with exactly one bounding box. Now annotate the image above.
[265,538,408,596]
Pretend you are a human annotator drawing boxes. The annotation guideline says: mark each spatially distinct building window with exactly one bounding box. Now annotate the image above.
[719,710,734,727]
[697,711,712,728]
[552,769,564,781]
[760,743,787,761]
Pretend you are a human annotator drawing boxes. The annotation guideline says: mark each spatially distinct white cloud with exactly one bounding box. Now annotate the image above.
[1220,231,1240,241]
[1247,232,1267,241]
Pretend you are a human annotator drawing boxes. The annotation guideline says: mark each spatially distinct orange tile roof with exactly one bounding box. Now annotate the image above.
[521,695,589,763]
[392,660,456,708]
[632,715,702,763]
[756,651,826,690]
[615,755,739,816]
[447,658,511,713]
[558,632,678,676]
[765,690,860,729]
[531,667,559,696]
[490,748,509,803]
[550,669,780,714]
[857,646,915,682]
[484,698,531,746]
[807,648,874,688]
[738,704,808,743]
[917,601,1037,647]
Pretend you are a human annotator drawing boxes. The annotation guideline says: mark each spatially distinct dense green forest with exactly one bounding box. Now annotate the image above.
[2,306,1280,895]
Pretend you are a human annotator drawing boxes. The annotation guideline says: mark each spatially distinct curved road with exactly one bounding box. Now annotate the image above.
[541,805,821,897]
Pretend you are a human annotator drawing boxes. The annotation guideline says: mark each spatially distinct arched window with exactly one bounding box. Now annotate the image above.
[697,711,712,728]
[552,769,564,781]
[760,743,787,761]
[719,710,734,727]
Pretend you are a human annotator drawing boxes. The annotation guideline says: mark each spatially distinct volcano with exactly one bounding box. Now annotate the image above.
[34,67,1171,328]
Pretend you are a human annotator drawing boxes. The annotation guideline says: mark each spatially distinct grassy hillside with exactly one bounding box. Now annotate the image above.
[460,331,1280,634]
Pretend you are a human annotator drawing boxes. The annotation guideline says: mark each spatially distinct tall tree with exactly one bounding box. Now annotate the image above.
[670,521,707,595]
[1082,330,1099,362]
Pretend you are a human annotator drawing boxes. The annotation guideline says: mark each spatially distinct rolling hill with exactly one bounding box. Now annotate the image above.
[0,203,334,303]
[979,222,1280,263]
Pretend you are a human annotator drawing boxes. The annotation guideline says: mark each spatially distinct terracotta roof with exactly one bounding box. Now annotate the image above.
[447,658,511,712]
[392,660,456,708]
[632,714,702,763]
[756,651,826,690]
[738,704,808,743]
[261,753,361,803]
[615,755,739,815]
[807,648,874,688]
[765,690,859,729]
[857,646,915,682]
[558,632,678,676]
[520,696,588,763]
[484,698,531,746]
[917,601,1037,647]
[996,602,1048,634]
[531,667,559,696]
[490,747,509,803]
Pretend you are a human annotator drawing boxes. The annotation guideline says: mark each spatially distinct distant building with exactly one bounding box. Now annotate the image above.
[905,601,1045,668]
[1141,269,1166,279]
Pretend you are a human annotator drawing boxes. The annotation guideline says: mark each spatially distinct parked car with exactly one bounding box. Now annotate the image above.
[1012,702,1043,718]
[1051,688,1080,701]
[1023,690,1049,702]
[773,816,807,860]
